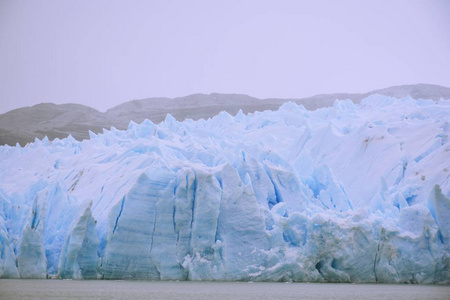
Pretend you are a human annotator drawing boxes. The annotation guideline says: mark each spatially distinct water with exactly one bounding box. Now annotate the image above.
[0,280,449,300]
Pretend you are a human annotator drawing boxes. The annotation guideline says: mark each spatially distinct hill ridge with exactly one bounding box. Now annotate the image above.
[1,83,450,146]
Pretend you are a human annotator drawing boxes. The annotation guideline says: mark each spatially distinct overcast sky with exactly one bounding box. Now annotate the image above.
[0,0,449,114]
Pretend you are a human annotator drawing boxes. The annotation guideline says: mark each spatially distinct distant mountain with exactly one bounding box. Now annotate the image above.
[1,83,449,146]
[0,103,111,146]
[367,83,450,100]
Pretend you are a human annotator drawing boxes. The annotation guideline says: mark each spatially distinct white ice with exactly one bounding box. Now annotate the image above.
[0,95,449,283]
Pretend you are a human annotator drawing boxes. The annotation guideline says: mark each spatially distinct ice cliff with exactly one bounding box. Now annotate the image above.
[0,95,449,283]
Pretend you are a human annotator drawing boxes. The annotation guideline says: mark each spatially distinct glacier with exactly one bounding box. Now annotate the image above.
[0,95,449,283]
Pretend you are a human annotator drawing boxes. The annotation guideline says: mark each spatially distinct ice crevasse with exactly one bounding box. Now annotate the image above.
[0,95,449,283]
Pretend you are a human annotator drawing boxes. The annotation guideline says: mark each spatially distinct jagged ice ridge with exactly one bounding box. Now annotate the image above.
[0,95,449,283]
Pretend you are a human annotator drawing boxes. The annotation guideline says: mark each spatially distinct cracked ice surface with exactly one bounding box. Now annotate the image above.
[0,95,449,283]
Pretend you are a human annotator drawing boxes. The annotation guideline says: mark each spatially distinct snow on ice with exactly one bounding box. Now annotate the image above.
[0,95,449,283]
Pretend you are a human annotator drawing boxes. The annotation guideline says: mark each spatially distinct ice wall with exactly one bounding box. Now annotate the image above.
[0,95,449,283]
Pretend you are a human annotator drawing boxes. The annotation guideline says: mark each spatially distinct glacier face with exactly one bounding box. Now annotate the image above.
[0,95,449,283]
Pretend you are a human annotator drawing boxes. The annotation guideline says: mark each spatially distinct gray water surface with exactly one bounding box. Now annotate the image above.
[0,280,449,300]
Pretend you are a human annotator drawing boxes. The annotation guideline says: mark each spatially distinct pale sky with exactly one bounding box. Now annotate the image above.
[0,0,449,114]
